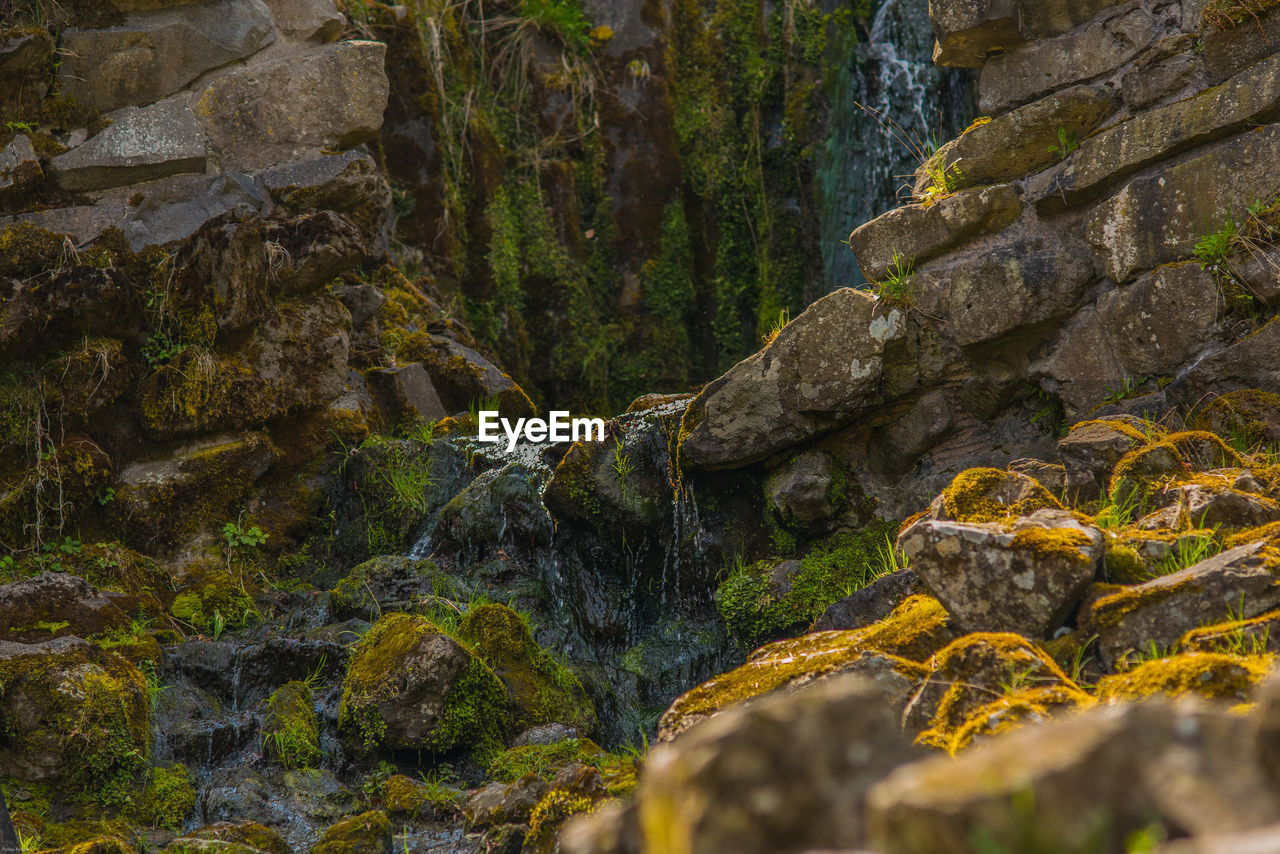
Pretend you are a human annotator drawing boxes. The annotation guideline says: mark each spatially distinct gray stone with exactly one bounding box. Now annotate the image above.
[898,509,1102,638]
[1156,826,1280,854]
[0,573,131,644]
[512,723,580,748]
[928,0,1022,68]
[335,283,386,325]
[678,288,906,469]
[1086,123,1280,283]
[51,96,207,192]
[1007,459,1066,494]
[813,570,925,632]
[767,450,836,530]
[121,172,268,249]
[920,85,1115,195]
[1033,53,1280,212]
[0,136,43,198]
[642,676,921,854]
[1178,318,1280,401]
[1099,262,1221,377]
[264,0,345,42]
[419,334,536,418]
[873,388,955,474]
[979,6,1163,116]
[1034,306,1127,422]
[196,39,389,171]
[1056,418,1144,501]
[1087,539,1280,667]
[850,184,1021,282]
[59,0,276,114]
[367,365,447,424]
[1120,34,1203,111]
[259,150,393,247]
[1201,4,1280,82]
[465,776,548,830]
[868,700,1280,854]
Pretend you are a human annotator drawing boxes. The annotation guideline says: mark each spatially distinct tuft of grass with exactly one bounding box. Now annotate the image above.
[873,248,914,303]
[761,307,790,347]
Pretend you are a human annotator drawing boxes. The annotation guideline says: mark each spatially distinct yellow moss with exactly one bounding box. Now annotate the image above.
[1180,610,1280,654]
[311,810,391,854]
[1165,430,1246,469]
[1226,520,1280,548]
[1069,418,1155,444]
[1195,390,1280,447]
[1010,527,1094,563]
[938,468,1063,524]
[1097,652,1271,702]
[527,789,603,850]
[1103,540,1147,584]
[935,685,1097,755]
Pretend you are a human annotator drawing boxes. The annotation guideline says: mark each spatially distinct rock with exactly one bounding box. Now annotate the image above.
[871,389,956,475]
[0,637,149,785]
[419,334,536,418]
[1087,539,1280,667]
[813,570,925,632]
[1098,262,1222,376]
[1087,123,1280,283]
[1120,33,1202,111]
[899,509,1102,638]
[1007,459,1066,494]
[262,211,367,294]
[0,573,131,643]
[366,364,447,424]
[1057,418,1148,501]
[0,136,43,199]
[337,612,507,753]
[59,0,276,114]
[633,676,921,854]
[335,283,386,325]
[1256,671,1280,785]
[259,150,393,248]
[120,172,270,250]
[329,555,464,621]
[1181,609,1280,654]
[513,723,581,748]
[1165,482,1280,531]
[1033,306,1127,421]
[1201,3,1280,82]
[264,0,345,42]
[165,636,345,707]
[766,450,837,531]
[679,288,905,469]
[928,0,1022,68]
[1232,244,1280,306]
[914,234,1096,348]
[978,5,1163,116]
[116,432,279,547]
[659,595,951,742]
[465,775,549,829]
[920,85,1114,195]
[849,184,1021,281]
[0,31,53,109]
[1195,390,1280,445]
[927,467,1064,524]
[1097,652,1270,703]
[312,810,391,854]
[195,40,389,171]
[1179,318,1280,401]
[1157,826,1280,854]
[173,213,270,333]
[868,699,1280,853]
[903,632,1089,752]
[1033,54,1280,211]
[164,822,291,854]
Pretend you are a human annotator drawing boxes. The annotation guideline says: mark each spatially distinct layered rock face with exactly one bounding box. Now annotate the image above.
[685,0,1280,520]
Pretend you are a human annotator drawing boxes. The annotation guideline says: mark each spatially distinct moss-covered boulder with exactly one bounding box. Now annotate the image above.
[337,613,507,754]
[328,556,463,621]
[906,633,1091,753]
[0,637,149,800]
[140,764,196,831]
[0,572,132,643]
[161,820,290,854]
[381,773,461,820]
[1097,652,1271,704]
[311,810,391,854]
[1196,390,1280,446]
[262,681,320,769]
[659,595,949,742]
[928,468,1064,524]
[168,570,257,635]
[457,604,596,736]
[1057,418,1153,500]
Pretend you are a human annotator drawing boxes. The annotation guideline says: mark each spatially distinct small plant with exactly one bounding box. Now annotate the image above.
[1103,376,1148,404]
[612,438,635,488]
[874,249,914,302]
[762,307,790,347]
[222,517,268,574]
[97,486,116,506]
[1093,484,1143,531]
[1047,127,1078,161]
[141,332,187,366]
[920,156,966,204]
[1194,217,1240,268]
[5,120,37,134]
[1069,635,1098,684]
[1117,639,1178,670]
[1149,530,1220,579]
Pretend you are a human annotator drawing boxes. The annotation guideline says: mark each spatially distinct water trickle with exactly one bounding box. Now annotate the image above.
[817,0,975,289]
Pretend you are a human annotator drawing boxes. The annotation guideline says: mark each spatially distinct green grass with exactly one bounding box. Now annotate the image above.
[874,248,914,303]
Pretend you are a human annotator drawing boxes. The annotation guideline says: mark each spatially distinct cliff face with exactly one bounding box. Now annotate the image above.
[679,0,1280,519]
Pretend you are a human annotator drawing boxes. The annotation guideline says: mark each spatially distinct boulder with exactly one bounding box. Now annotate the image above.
[0,573,131,643]
[262,211,367,294]
[1032,53,1280,211]
[849,184,1021,281]
[59,0,276,114]
[928,0,1022,68]
[918,85,1114,195]
[366,364,448,424]
[1195,390,1280,446]
[329,555,464,621]
[978,5,1163,115]
[636,676,921,854]
[1087,539,1280,667]
[899,509,1102,638]
[418,333,536,418]
[337,613,507,753]
[465,775,549,829]
[259,150,393,248]
[264,0,345,42]
[1087,123,1280,283]
[813,569,925,632]
[195,40,389,171]
[1056,418,1148,501]
[312,810,391,854]
[678,288,905,469]
[1180,318,1280,401]
[766,450,837,531]
[0,135,43,199]
[871,388,956,475]
[868,699,1280,854]
[1098,262,1222,376]
[927,467,1063,524]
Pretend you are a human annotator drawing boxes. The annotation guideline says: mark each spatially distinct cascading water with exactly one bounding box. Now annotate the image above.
[817,0,975,289]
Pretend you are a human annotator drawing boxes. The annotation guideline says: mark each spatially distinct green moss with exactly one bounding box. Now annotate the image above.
[263,681,321,769]
[1097,652,1270,702]
[526,788,600,852]
[938,468,1064,524]
[1103,541,1147,584]
[169,573,256,633]
[457,603,597,735]
[485,738,606,783]
[1195,389,1280,449]
[382,773,462,817]
[338,613,508,755]
[167,821,290,854]
[0,222,68,278]
[715,522,895,649]
[140,764,195,831]
[944,685,1096,755]
[311,810,392,854]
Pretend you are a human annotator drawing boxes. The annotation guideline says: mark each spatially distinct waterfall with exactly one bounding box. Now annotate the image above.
[817,0,975,289]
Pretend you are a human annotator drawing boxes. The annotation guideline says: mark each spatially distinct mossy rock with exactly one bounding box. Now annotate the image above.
[311,810,391,854]
[457,603,597,736]
[38,838,140,854]
[911,632,1090,752]
[328,556,463,621]
[161,821,290,854]
[337,613,507,755]
[381,773,462,819]
[1195,390,1280,446]
[169,571,257,634]
[1180,608,1280,654]
[1097,652,1271,703]
[263,681,321,769]
[1102,540,1147,584]
[932,468,1063,524]
[1109,441,1186,502]
[0,222,69,279]
[139,764,196,831]
[485,738,606,784]
[0,637,150,804]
